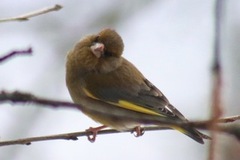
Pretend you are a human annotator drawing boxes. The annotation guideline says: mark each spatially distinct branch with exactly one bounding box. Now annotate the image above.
[0,4,62,23]
[209,0,225,160]
[0,118,239,147]
[0,91,80,110]
[0,91,240,147]
[0,47,32,63]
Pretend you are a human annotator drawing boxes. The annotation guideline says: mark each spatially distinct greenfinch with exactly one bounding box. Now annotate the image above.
[66,28,206,144]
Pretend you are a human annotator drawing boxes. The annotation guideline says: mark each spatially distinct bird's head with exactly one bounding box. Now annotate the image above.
[67,28,124,73]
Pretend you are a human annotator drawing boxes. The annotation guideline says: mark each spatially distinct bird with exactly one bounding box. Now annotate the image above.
[66,28,208,144]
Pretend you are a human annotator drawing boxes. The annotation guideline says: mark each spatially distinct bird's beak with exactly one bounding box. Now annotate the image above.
[90,42,105,58]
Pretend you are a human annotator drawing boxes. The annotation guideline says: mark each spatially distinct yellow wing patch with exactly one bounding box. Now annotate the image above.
[83,87,166,117]
[117,100,163,116]
[83,88,98,99]
[171,126,187,134]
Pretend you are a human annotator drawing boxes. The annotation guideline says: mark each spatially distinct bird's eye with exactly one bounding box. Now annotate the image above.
[104,51,113,57]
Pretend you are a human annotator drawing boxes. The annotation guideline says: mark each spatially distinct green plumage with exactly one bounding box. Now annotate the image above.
[66,28,208,144]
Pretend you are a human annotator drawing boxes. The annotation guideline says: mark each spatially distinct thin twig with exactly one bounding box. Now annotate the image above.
[0,121,239,147]
[0,91,81,110]
[209,0,225,160]
[0,91,240,147]
[0,128,154,147]
[1,91,240,127]
[0,47,32,63]
[1,91,239,125]
[0,4,62,22]
[217,115,240,123]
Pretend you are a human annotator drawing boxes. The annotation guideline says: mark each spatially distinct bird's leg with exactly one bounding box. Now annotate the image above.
[132,126,145,137]
[86,125,107,142]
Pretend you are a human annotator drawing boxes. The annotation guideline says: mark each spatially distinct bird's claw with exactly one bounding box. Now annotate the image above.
[132,126,145,137]
[86,125,106,142]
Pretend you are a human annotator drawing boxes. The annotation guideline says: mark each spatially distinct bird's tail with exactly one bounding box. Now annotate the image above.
[172,126,210,144]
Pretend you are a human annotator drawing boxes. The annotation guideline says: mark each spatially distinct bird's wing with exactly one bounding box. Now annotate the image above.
[83,74,186,120]
[141,79,186,120]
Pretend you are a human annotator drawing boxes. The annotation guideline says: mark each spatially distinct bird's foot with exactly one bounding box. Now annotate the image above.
[86,125,107,142]
[132,126,145,137]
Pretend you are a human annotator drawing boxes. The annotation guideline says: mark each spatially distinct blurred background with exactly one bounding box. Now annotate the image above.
[0,0,240,160]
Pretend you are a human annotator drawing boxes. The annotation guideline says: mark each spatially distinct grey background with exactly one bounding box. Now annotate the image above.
[1,0,240,160]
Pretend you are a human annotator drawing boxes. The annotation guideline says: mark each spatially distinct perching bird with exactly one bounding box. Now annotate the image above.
[66,28,207,144]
